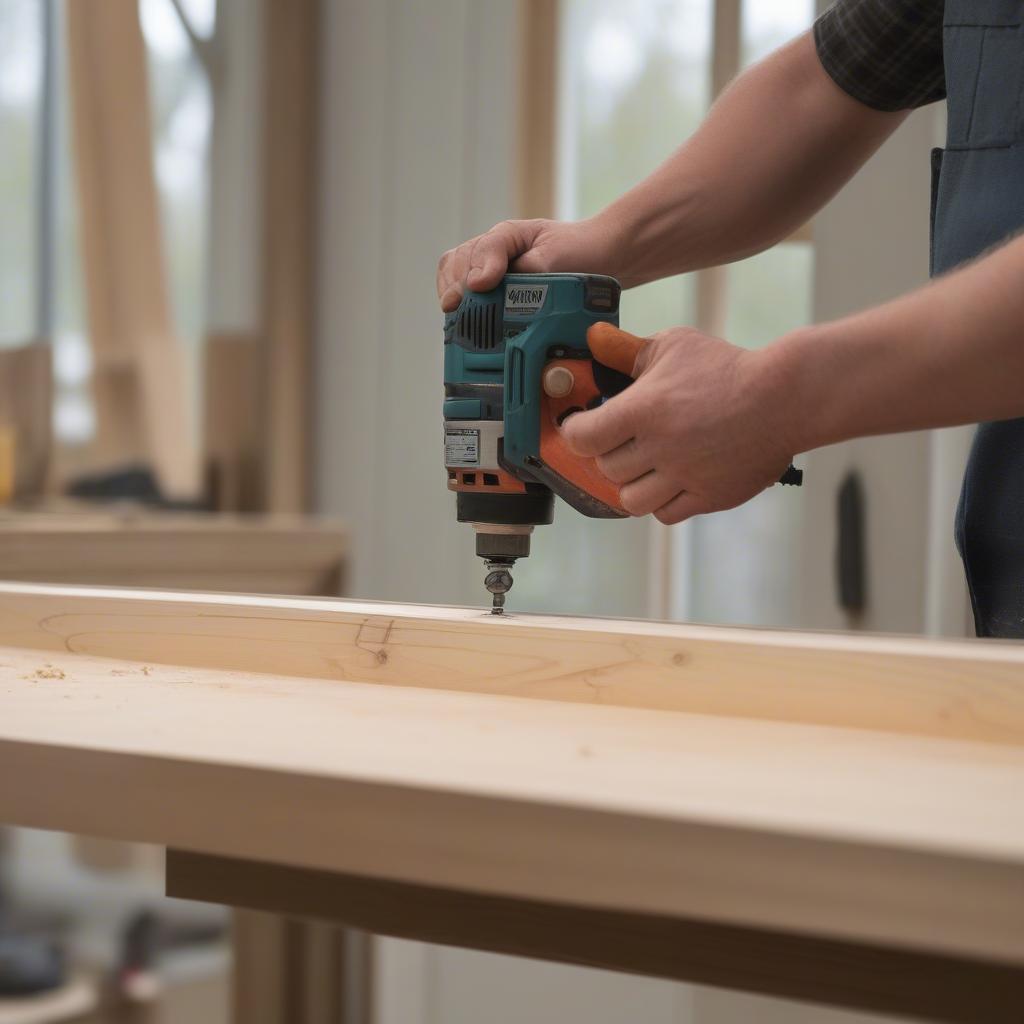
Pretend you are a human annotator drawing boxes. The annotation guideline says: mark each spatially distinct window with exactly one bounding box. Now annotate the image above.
[0,0,216,456]
[537,0,816,624]
[0,1,91,443]
[140,0,215,409]
[688,0,814,627]
[0,0,43,346]
[509,0,717,619]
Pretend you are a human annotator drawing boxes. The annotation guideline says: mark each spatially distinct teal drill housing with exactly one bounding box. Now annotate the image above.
[443,273,627,613]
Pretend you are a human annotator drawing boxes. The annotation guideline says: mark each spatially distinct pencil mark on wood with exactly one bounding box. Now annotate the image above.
[355,617,397,668]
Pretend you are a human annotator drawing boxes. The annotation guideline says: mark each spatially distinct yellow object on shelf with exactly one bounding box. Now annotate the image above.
[0,427,14,506]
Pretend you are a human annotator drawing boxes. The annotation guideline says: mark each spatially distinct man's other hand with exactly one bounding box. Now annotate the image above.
[562,324,798,525]
[436,218,617,312]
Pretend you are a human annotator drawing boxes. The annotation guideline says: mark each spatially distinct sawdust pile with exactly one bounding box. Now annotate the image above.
[25,664,67,681]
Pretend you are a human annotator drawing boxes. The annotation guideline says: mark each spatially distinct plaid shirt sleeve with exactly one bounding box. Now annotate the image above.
[813,0,946,112]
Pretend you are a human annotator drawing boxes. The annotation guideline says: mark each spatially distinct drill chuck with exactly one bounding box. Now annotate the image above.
[475,530,530,560]
[455,490,553,528]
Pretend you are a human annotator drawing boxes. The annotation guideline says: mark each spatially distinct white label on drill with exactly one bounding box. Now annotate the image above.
[445,428,480,466]
[504,283,548,317]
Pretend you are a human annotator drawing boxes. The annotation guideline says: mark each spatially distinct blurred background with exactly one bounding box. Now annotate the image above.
[0,0,970,1022]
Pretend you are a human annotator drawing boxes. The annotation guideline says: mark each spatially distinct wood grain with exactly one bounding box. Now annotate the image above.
[0,343,53,501]
[0,515,346,595]
[202,334,264,513]
[262,0,320,513]
[517,0,558,219]
[0,590,1023,970]
[167,850,1024,1024]
[0,583,1022,745]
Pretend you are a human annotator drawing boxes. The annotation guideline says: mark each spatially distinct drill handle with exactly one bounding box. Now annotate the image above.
[588,323,802,488]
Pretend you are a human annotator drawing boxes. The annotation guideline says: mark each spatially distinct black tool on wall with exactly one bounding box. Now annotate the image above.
[836,470,866,615]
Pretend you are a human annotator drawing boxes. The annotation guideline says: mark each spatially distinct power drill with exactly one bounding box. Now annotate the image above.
[442,273,801,614]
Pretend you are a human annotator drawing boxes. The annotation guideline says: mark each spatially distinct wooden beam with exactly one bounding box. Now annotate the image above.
[261,0,320,513]
[229,909,365,1024]
[0,584,1023,975]
[0,515,346,595]
[203,333,264,513]
[0,342,52,500]
[65,0,197,497]
[517,0,559,219]
[710,0,741,99]
[1,583,1023,745]
[694,0,741,343]
[167,850,1024,1024]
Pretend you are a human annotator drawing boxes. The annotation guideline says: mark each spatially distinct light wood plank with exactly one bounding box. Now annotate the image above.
[262,0,320,513]
[0,343,53,500]
[0,586,1023,971]
[0,514,346,595]
[167,850,1024,1024]
[0,583,1022,745]
[517,0,558,219]
[203,334,264,513]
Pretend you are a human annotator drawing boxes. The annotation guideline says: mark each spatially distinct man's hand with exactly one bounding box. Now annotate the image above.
[436,34,904,315]
[436,217,619,312]
[562,325,797,525]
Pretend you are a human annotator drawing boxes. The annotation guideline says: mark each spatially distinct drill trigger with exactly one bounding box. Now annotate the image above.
[592,359,634,398]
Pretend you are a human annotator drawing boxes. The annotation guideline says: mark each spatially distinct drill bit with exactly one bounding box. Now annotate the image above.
[483,560,515,615]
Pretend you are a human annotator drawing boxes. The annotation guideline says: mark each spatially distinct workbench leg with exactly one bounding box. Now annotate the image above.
[231,911,371,1024]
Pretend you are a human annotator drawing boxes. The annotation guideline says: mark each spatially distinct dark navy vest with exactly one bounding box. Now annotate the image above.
[932,0,1024,636]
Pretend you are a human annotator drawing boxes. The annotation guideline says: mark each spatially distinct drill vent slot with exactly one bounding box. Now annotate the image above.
[508,349,525,409]
[458,301,500,350]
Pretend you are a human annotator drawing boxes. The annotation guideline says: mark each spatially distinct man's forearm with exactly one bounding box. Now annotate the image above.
[596,32,906,288]
[773,233,1024,453]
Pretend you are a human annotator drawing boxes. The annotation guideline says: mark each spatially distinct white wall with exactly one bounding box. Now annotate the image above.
[798,104,972,636]
[796,109,934,633]
[315,0,520,607]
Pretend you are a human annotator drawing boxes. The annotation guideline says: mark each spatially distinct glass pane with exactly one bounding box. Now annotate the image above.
[54,7,82,342]
[537,0,712,619]
[725,241,813,349]
[686,243,812,626]
[52,1,93,445]
[0,0,41,345]
[741,0,815,68]
[688,484,805,626]
[561,0,713,217]
[140,0,214,407]
[690,0,816,627]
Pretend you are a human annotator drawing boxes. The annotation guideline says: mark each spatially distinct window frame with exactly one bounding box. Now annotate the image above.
[35,0,58,343]
[529,0,816,620]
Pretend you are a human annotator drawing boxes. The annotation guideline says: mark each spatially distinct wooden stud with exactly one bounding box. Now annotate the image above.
[261,0,320,513]
[65,0,197,497]
[202,333,264,513]
[167,850,1024,1024]
[0,342,53,500]
[0,516,346,596]
[517,0,559,219]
